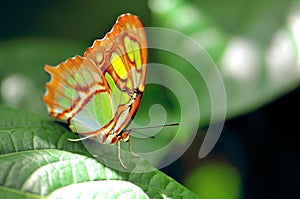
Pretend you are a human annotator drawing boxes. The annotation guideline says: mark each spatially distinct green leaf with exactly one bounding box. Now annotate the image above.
[0,105,199,198]
[0,105,87,155]
[48,180,150,199]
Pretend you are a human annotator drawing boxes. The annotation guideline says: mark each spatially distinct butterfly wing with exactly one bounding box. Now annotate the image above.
[43,56,116,134]
[84,14,147,93]
[43,14,147,143]
[83,14,148,137]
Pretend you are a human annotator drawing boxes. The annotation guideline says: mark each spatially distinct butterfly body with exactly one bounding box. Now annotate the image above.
[43,14,147,168]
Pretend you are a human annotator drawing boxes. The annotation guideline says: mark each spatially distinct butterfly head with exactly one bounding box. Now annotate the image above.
[110,131,130,144]
[119,131,130,142]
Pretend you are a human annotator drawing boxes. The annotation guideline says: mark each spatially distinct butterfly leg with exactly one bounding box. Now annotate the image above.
[67,134,96,142]
[118,141,128,169]
[128,138,139,157]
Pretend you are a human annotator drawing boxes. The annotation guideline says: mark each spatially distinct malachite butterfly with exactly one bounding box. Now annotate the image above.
[43,13,147,169]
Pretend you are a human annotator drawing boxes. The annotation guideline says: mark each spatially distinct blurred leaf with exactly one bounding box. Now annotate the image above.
[184,162,241,199]
[0,105,199,198]
[148,0,300,123]
[0,38,86,115]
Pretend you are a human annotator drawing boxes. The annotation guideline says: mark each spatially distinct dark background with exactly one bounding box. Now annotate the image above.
[162,86,300,198]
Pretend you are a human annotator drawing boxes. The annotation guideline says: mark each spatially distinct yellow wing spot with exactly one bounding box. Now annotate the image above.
[111,52,127,80]
[124,36,134,62]
[132,41,142,70]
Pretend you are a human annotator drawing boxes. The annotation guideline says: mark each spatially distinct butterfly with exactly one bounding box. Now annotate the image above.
[43,13,148,169]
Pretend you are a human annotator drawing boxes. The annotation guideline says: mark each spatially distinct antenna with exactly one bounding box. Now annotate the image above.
[128,123,179,139]
[129,123,179,131]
